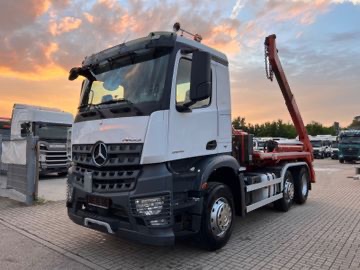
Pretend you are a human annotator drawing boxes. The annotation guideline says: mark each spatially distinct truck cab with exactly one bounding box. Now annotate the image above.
[11,104,73,176]
[310,138,326,159]
[66,30,314,250]
[338,130,360,163]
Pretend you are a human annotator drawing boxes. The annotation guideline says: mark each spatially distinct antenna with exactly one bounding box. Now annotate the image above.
[173,22,202,42]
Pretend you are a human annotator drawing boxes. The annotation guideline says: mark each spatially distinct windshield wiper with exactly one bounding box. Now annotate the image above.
[78,104,105,119]
[97,98,143,115]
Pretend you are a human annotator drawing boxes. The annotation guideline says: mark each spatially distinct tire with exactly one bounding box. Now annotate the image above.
[294,167,309,204]
[339,159,344,164]
[274,171,294,212]
[199,182,235,251]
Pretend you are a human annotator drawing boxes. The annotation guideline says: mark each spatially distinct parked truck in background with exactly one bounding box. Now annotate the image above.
[310,137,327,159]
[11,104,73,176]
[66,25,315,250]
[330,137,339,159]
[338,130,360,163]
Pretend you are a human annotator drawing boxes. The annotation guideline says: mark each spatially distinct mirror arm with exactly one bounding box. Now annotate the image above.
[176,104,192,113]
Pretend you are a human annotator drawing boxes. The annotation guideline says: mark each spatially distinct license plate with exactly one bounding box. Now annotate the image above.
[87,195,111,209]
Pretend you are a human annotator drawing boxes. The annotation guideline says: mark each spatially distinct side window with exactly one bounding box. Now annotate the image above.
[176,58,211,109]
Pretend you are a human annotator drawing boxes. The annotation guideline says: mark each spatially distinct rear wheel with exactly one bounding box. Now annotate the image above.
[339,159,344,164]
[274,171,294,212]
[199,182,234,251]
[294,167,309,204]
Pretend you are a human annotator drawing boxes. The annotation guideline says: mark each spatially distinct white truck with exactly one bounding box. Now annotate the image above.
[11,104,73,176]
[330,138,339,159]
[309,136,327,159]
[66,26,315,250]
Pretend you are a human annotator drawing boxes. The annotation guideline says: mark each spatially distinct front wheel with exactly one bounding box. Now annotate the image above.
[339,159,344,164]
[294,168,309,204]
[274,171,294,212]
[199,182,235,251]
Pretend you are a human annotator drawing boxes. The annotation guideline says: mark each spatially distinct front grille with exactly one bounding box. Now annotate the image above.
[72,143,143,193]
[40,144,68,167]
[343,148,359,156]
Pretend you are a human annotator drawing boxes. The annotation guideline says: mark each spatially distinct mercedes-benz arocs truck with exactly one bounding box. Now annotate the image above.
[11,104,73,176]
[66,25,315,250]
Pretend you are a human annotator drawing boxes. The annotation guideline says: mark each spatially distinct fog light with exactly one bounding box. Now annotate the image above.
[150,218,168,226]
[66,182,74,202]
[135,196,165,216]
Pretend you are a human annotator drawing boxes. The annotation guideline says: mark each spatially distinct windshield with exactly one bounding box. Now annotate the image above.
[258,141,265,148]
[339,136,360,144]
[311,141,322,147]
[34,123,71,140]
[79,51,170,116]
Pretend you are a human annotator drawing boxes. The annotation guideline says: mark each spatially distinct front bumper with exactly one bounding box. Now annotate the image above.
[40,165,69,174]
[339,155,360,161]
[313,151,323,158]
[68,209,175,246]
[66,163,201,246]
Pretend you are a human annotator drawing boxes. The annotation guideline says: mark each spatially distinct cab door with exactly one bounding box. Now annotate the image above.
[167,52,218,161]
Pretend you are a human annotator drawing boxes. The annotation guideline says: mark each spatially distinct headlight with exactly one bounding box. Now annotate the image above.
[135,196,165,216]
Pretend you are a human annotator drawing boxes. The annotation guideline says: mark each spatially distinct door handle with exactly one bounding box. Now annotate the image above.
[206,140,217,150]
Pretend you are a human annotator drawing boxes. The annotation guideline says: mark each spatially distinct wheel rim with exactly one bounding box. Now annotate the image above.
[210,197,232,237]
[301,174,308,196]
[284,177,294,203]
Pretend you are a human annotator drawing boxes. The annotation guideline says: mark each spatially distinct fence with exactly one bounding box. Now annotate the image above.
[0,136,39,205]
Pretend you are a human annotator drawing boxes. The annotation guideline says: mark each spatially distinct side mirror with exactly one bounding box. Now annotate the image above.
[69,67,81,81]
[189,51,211,102]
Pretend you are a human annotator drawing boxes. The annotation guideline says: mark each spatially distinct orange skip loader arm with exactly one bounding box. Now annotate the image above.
[265,34,315,182]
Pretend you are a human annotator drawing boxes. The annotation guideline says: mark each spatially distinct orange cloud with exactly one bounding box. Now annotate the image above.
[49,16,82,36]
[84,12,94,23]
[0,65,67,81]
[203,21,241,55]
[44,42,59,60]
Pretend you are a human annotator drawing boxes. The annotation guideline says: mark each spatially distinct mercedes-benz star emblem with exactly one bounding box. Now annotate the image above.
[93,142,108,167]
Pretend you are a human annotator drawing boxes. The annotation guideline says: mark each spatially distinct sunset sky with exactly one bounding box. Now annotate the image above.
[0,0,359,126]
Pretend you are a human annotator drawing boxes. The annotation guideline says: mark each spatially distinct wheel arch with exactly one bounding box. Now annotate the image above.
[282,162,311,191]
[196,155,246,217]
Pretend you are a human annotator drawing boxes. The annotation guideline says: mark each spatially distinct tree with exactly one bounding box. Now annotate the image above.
[348,117,360,130]
[232,116,336,138]
[232,116,246,130]
[305,121,336,136]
